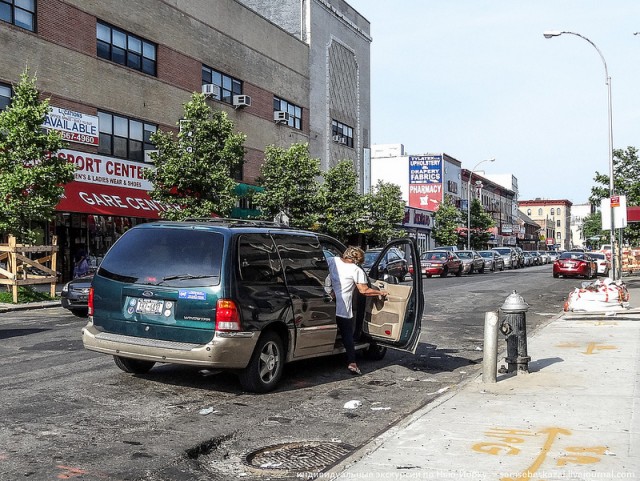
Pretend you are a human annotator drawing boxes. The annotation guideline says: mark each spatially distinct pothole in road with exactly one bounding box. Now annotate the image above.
[244,441,354,473]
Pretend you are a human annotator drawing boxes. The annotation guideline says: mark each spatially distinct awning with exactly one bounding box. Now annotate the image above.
[56,181,180,219]
[628,206,640,223]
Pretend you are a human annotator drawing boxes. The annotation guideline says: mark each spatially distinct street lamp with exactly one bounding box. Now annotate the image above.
[543,30,616,279]
[467,158,495,250]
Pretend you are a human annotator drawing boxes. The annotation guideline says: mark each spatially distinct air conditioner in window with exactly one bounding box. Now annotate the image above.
[144,150,159,163]
[274,111,290,123]
[233,95,252,108]
[332,135,347,144]
[201,84,220,99]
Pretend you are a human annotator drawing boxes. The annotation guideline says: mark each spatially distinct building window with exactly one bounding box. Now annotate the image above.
[0,0,35,31]
[550,208,555,215]
[273,96,302,130]
[557,220,561,227]
[201,66,242,104]
[538,208,543,216]
[526,209,531,216]
[331,120,354,148]
[98,111,156,162]
[97,21,156,76]
[0,83,11,111]
[557,208,561,215]
[556,232,561,240]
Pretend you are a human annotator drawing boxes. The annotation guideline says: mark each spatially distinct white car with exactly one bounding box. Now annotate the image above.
[588,252,610,277]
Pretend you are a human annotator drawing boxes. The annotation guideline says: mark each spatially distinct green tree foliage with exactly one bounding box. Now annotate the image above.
[0,71,75,243]
[363,181,406,246]
[469,198,495,250]
[433,197,461,247]
[581,211,606,250]
[253,143,322,229]
[146,93,246,220]
[320,160,366,243]
[589,146,640,246]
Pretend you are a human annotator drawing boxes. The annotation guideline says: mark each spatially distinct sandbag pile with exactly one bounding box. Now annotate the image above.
[564,278,630,312]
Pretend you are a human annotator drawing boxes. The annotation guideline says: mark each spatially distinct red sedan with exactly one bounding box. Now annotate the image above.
[415,251,463,278]
[553,252,597,279]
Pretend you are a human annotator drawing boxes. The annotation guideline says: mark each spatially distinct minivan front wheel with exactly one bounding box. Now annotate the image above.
[113,355,155,374]
[239,331,284,393]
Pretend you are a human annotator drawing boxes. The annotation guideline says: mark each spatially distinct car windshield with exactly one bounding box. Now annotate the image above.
[456,252,473,259]
[589,253,605,260]
[478,251,493,258]
[362,251,380,268]
[98,227,224,286]
[421,251,447,260]
[493,248,510,255]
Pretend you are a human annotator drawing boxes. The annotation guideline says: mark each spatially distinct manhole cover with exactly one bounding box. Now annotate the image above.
[244,441,354,472]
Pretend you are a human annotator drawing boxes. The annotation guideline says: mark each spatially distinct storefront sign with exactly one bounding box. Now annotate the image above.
[57,150,153,190]
[44,108,99,145]
[408,155,442,211]
[57,182,180,219]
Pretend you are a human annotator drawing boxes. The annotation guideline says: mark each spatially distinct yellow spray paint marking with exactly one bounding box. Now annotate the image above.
[594,321,618,326]
[555,342,617,354]
[472,427,607,481]
[56,465,88,479]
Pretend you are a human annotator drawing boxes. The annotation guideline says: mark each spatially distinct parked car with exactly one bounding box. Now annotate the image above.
[536,251,550,265]
[513,247,525,268]
[522,251,533,267]
[82,220,424,393]
[433,246,459,252]
[478,250,504,272]
[456,250,485,274]
[553,251,597,279]
[587,252,611,277]
[61,274,94,317]
[416,250,463,278]
[547,251,561,262]
[492,247,517,269]
[363,247,408,282]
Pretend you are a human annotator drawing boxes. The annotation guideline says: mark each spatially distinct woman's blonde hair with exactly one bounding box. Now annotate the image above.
[342,246,365,265]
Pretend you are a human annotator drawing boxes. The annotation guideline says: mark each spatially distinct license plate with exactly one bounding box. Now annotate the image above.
[78,296,87,302]
[136,299,163,314]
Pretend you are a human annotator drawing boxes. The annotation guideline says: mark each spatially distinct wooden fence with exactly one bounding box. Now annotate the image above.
[0,235,58,304]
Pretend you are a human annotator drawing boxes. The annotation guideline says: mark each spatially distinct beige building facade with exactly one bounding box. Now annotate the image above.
[519,199,573,251]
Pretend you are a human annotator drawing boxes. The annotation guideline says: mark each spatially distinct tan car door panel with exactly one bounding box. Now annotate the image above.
[364,281,412,342]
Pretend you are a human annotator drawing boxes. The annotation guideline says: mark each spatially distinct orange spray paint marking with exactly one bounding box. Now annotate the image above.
[56,465,88,479]
[499,427,571,481]
[583,342,616,355]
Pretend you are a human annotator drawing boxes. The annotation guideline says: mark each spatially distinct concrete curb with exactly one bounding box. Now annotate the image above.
[0,300,61,313]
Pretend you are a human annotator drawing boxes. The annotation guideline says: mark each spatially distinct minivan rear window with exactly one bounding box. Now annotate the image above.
[98,227,223,286]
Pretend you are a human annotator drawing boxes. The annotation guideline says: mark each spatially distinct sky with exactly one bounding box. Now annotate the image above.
[347,0,640,204]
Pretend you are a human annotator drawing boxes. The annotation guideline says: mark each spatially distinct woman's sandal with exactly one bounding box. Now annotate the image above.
[348,365,362,375]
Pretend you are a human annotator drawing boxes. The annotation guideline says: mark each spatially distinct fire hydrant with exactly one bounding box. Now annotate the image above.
[499,290,530,374]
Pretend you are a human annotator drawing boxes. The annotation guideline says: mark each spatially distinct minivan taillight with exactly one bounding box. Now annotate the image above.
[215,299,240,331]
[87,287,94,316]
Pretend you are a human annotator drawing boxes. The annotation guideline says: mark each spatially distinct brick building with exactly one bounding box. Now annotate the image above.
[0,0,370,279]
[519,199,573,251]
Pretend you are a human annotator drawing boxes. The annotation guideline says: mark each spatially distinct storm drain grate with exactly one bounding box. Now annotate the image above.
[244,441,354,472]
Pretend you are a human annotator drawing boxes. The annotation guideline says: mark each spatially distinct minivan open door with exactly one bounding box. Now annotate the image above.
[364,238,424,353]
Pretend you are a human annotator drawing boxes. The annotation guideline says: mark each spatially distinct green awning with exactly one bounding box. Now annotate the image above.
[235,183,263,196]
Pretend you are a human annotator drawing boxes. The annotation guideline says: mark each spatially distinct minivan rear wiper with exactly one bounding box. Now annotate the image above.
[161,274,216,281]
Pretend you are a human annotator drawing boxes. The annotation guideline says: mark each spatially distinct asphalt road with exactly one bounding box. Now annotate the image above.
[0,263,582,481]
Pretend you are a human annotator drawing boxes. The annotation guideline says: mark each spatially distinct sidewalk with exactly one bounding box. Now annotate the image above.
[330,278,640,480]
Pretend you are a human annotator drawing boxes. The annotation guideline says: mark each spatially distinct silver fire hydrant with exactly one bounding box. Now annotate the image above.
[499,290,530,374]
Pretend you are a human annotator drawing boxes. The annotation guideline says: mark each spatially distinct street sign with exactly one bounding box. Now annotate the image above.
[611,195,620,207]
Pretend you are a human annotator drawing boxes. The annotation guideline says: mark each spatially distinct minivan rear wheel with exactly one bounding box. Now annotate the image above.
[113,355,155,374]
[239,331,284,393]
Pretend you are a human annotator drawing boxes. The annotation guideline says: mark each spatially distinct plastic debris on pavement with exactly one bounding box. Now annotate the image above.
[343,400,362,409]
[198,407,219,415]
[564,278,630,312]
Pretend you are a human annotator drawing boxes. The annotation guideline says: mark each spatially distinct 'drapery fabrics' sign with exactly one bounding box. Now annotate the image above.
[408,155,443,211]
[43,107,99,145]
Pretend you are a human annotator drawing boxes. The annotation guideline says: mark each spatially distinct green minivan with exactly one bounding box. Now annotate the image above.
[82,219,424,392]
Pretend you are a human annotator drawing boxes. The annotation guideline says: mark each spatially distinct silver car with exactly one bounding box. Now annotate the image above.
[456,250,485,274]
[478,250,505,272]
[492,247,516,269]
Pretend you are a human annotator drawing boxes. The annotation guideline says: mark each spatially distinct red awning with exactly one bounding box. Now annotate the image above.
[628,206,640,223]
[56,181,180,219]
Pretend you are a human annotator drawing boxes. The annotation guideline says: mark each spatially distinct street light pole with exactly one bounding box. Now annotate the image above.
[467,158,495,250]
[543,30,616,280]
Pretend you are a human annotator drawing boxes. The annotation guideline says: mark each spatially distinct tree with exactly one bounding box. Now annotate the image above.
[146,93,246,220]
[432,197,461,247]
[363,180,405,247]
[589,146,640,246]
[469,198,495,250]
[582,211,606,250]
[319,160,366,243]
[0,71,75,243]
[253,143,322,229]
